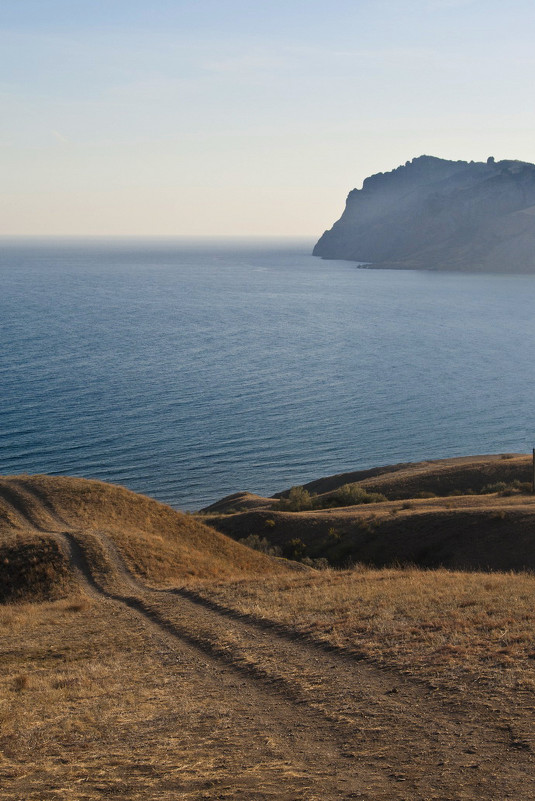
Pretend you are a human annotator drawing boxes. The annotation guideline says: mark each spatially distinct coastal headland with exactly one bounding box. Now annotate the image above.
[314,155,535,272]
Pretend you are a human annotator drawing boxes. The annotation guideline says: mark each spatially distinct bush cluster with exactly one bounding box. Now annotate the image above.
[279,483,387,512]
[278,486,315,512]
[328,484,387,507]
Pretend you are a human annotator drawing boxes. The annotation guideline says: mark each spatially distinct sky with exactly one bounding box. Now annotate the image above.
[2,0,535,236]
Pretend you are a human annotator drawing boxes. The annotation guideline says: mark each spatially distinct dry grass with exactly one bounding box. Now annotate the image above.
[0,597,229,799]
[204,499,535,572]
[301,453,532,499]
[0,475,290,591]
[0,595,369,801]
[186,566,535,692]
[0,532,77,603]
[203,460,535,573]
[3,466,535,798]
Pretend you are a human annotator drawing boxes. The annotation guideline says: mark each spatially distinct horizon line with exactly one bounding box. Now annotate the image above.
[0,233,317,241]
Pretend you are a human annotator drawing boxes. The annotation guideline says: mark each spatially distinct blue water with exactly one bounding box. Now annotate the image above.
[1,237,534,510]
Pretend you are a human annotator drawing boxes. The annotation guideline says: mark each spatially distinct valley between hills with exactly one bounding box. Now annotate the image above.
[1,456,535,800]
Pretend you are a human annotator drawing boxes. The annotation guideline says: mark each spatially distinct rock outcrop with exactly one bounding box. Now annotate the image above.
[313,155,535,272]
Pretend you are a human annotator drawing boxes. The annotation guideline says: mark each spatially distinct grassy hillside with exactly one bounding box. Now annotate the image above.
[200,454,535,570]
[299,453,531,498]
[0,475,291,602]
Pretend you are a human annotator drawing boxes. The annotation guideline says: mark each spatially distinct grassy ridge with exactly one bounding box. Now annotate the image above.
[0,475,291,602]
[200,455,535,570]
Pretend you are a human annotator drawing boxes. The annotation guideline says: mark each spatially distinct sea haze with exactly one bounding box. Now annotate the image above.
[1,237,534,510]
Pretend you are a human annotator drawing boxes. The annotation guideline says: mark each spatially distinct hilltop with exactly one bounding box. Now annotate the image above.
[200,453,535,571]
[0,474,291,603]
[313,155,535,272]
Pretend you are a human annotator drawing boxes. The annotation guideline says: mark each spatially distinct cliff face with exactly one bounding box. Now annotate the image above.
[313,155,535,272]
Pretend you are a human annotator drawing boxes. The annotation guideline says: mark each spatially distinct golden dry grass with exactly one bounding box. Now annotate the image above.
[1,593,397,800]
[0,475,291,596]
[0,597,245,799]
[301,453,532,498]
[186,566,535,692]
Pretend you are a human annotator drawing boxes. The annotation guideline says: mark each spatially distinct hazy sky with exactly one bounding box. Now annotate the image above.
[2,0,535,236]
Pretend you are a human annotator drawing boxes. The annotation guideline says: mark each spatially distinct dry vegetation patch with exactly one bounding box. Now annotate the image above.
[187,567,535,692]
[0,534,76,603]
[0,597,252,800]
[0,475,289,586]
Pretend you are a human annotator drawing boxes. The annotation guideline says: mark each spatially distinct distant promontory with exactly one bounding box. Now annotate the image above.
[313,155,535,272]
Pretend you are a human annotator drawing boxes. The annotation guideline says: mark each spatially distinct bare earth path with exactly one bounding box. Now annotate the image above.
[0,479,534,800]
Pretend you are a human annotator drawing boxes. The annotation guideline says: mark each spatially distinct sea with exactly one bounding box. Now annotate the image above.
[1,237,534,511]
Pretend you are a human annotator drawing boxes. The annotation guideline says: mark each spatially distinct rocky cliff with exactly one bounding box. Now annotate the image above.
[313,155,535,272]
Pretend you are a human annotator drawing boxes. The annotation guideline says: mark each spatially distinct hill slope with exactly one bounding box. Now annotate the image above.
[0,475,290,602]
[313,155,535,272]
[200,454,535,570]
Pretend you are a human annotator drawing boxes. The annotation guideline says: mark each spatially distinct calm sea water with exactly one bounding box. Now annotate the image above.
[1,237,534,510]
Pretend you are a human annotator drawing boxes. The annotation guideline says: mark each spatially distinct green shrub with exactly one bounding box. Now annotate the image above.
[279,486,315,512]
[481,482,508,494]
[301,556,330,570]
[511,480,532,493]
[355,517,377,534]
[331,484,387,507]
